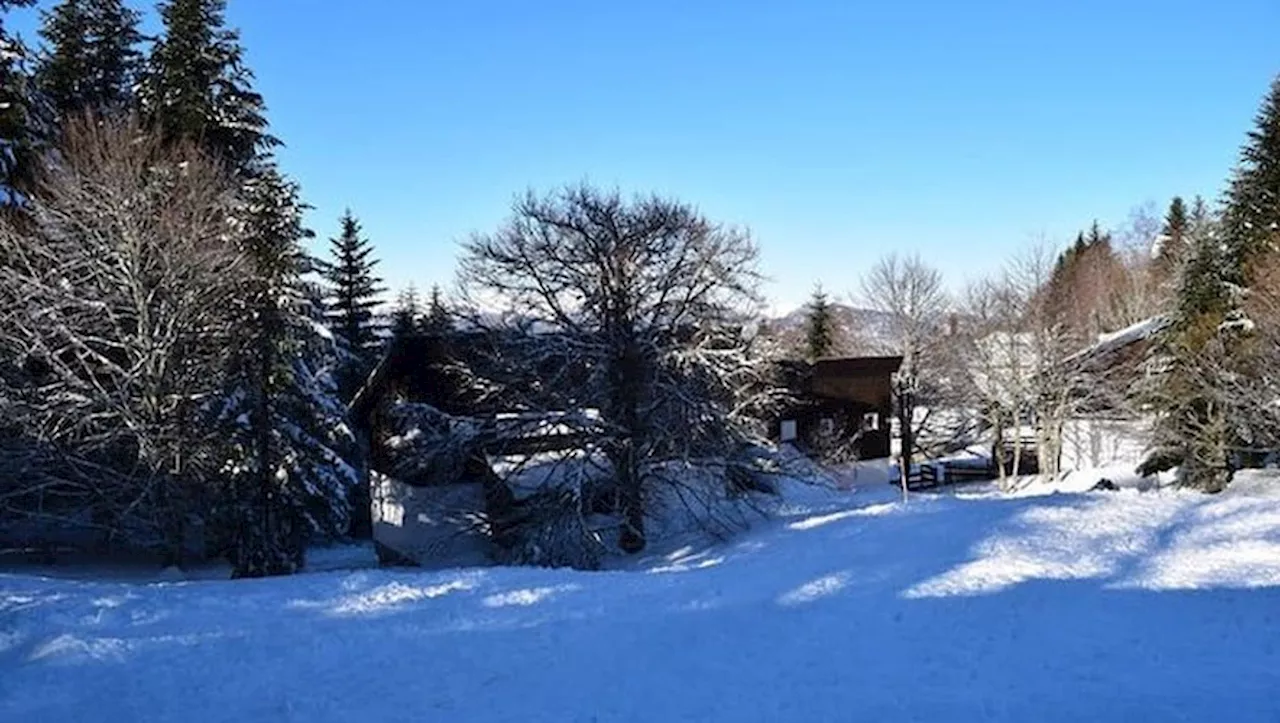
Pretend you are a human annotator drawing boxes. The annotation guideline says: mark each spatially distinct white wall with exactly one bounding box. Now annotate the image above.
[371,474,491,568]
[1061,417,1152,472]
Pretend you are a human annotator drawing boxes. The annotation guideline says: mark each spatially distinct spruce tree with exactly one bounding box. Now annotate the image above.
[1154,196,1189,281]
[390,285,421,340]
[1139,210,1239,492]
[36,0,142,117]
[1223,76,1280,284]
[140,0,275,172]
[86,0,142,110]
[34,0,89,118]
[219,167,357,577]
[1140,78,1280,492]
[322,209,384,400]
[0,0,39,203]
[1084,219,1111,249]
[1220,74,1280,466]
[804,284,836,360]
[1164,197,1188,245]
[422,284,452,335]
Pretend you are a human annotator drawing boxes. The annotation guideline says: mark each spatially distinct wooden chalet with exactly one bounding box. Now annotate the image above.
[772,355,902,460]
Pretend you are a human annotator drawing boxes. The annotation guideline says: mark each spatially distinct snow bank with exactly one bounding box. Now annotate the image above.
[4,470,1279,722]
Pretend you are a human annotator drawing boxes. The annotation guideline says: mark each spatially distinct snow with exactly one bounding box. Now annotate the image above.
[4,468,1280,722]
[1066,315,1169,364]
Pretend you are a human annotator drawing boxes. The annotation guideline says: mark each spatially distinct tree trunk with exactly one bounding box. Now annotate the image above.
[612,341,646,554]
[898,395,913,502]
[994,414,1008,489]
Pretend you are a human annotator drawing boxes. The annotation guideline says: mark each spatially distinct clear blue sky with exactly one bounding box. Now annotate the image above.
[9,0,1279,312]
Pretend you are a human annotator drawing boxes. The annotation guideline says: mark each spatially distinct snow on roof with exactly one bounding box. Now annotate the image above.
[1066,315,1168,365]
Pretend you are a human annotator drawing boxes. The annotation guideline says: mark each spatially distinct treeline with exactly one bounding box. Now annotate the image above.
[0,0,389,576]
[798,74,1280,493]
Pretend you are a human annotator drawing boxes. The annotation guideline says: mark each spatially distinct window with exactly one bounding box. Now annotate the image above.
[862,412,880,432]
[780,419,797,442]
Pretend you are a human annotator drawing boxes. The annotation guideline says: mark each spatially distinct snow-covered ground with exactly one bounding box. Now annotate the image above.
[4,468,1280,722]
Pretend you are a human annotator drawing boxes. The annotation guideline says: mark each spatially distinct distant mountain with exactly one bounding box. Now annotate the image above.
[765,303,901,356]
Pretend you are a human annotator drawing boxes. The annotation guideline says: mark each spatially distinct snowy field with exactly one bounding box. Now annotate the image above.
[4,467,1280,722]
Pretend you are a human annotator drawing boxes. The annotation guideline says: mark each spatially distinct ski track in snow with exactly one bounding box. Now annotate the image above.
[2,471,1280,722]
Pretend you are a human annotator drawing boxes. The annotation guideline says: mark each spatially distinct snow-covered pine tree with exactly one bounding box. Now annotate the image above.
[1138,205,1243,492]
[321,209,385,401]
[0,0,40,203]
[36,0,143,117]
[1153,196,1189,283]
[803,284,835,361]
[1223,77,1280,283]
[139,0,276,173]
[1220,74,1280,465]
[1138,76,1280,487]
[219,167,357,577]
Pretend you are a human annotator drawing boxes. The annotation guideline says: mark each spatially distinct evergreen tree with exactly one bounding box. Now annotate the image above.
[218,167,357,577]
[1220,74,1280,466]
[390,285,421,339]
[139,0,275,172]
[1084,219,1111,249]
[1139,209,1240,492]
[0,0,40,202]
[322,209,384,400]
[1223,76,1280,284]
[422,283,452,335]
[1154,196,1189,280]
[803,283,836,360]
[1163,197,1188,246]
[34,0,88,118]
[36,0,142,117]
[1189,195,1209,228]
[1046,221,1123,344]
[1140,78,1280,492]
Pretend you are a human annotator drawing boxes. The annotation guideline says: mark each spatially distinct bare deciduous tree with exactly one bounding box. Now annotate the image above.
[858,253,952,498]
[458,185,779,554]
[0,115,245,558]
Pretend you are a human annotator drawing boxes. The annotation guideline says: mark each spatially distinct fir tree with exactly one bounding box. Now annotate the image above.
[139,0,275,172]
[35,0,142,117]
[803,283,836,360]
[1163,197,1188,246]
[34,0,88,118]
[0,0,40,202]
[219,167,357,577]
[322,209,384,400]
[1154,196,1189,279]
[390,285,421,339]
[422,283,452,335]
[1140,78,1280,492]
[86,0,141,110]
[1084,219,1111,249]
[1139,210,1240,492]
[1223,76,1280,284]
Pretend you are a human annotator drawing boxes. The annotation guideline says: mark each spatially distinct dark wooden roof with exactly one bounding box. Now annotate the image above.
[348,332,471,422]
[811,356,903,377]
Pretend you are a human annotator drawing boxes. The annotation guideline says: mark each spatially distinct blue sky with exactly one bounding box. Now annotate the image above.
[9,0,1279,312]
